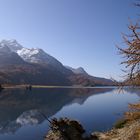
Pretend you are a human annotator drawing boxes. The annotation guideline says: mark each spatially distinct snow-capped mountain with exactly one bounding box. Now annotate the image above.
[0,40,70,73]
[0,40,25,65]
[0,39,23,52]
[17,47,64,70]
[65,66,88,75]
[0,40,60,65]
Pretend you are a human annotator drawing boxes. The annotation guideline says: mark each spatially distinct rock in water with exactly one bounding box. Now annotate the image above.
[45,118,86,140]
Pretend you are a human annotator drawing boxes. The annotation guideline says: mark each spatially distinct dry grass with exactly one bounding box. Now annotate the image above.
[123,103,140,122]
[133,127,140,140]
[125,112,140,121]
[129,103,140,110]
[102,102,140,140]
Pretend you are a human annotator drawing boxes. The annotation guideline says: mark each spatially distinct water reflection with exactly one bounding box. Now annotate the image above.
[0,88,113,134]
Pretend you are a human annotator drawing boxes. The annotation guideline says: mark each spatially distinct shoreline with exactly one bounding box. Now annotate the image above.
[92,103,140,140]
[1,85,117,89]
[45,102,140,140]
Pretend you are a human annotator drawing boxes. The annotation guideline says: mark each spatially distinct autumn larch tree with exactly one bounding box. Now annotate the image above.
[118,22,140,86]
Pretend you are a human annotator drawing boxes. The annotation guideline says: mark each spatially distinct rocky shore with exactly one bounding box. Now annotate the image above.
[45,103,140,140]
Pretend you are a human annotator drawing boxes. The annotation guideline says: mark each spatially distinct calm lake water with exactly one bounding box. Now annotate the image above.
[0,87,139,140]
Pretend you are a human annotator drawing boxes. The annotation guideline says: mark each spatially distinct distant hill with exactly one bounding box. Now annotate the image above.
[65,66,88,75]
[0,39,114,86]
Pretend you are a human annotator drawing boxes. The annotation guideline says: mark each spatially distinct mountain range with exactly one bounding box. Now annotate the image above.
[0,39,114,86]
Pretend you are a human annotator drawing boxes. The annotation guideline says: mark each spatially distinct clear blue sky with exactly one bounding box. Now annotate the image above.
[0,0,139,79]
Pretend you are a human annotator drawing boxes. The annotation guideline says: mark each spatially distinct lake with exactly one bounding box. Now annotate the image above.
[0,87,139,140]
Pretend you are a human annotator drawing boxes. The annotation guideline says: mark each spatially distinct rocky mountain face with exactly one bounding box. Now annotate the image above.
[0,42,25,65]
[17,48,71,74]
[0,39,114,86]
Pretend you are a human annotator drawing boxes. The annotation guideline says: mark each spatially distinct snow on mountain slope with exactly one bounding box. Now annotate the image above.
[17,47,60,65]
[0,40,62,67]
[17,47,67,72]
[0,39,72,74]
[0,40,23,52]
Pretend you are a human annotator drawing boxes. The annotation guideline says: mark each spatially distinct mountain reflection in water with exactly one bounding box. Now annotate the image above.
[0,87,113,134]
[0,87,139,140]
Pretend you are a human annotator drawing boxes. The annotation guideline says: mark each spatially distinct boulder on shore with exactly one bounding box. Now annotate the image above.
[44,117,90,140]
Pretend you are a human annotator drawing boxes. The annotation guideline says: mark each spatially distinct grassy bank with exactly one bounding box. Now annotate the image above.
[91,102,140,140]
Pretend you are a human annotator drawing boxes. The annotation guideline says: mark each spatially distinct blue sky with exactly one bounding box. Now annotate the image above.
[0,0,139,79]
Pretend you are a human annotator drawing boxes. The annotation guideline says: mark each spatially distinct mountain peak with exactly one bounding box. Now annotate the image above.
[0,44,11,53]
[65,66,88,75]
[0,39,23,52]
[76,67,87,73]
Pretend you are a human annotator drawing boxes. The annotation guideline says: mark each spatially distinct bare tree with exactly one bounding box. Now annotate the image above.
[117,22,140,86]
